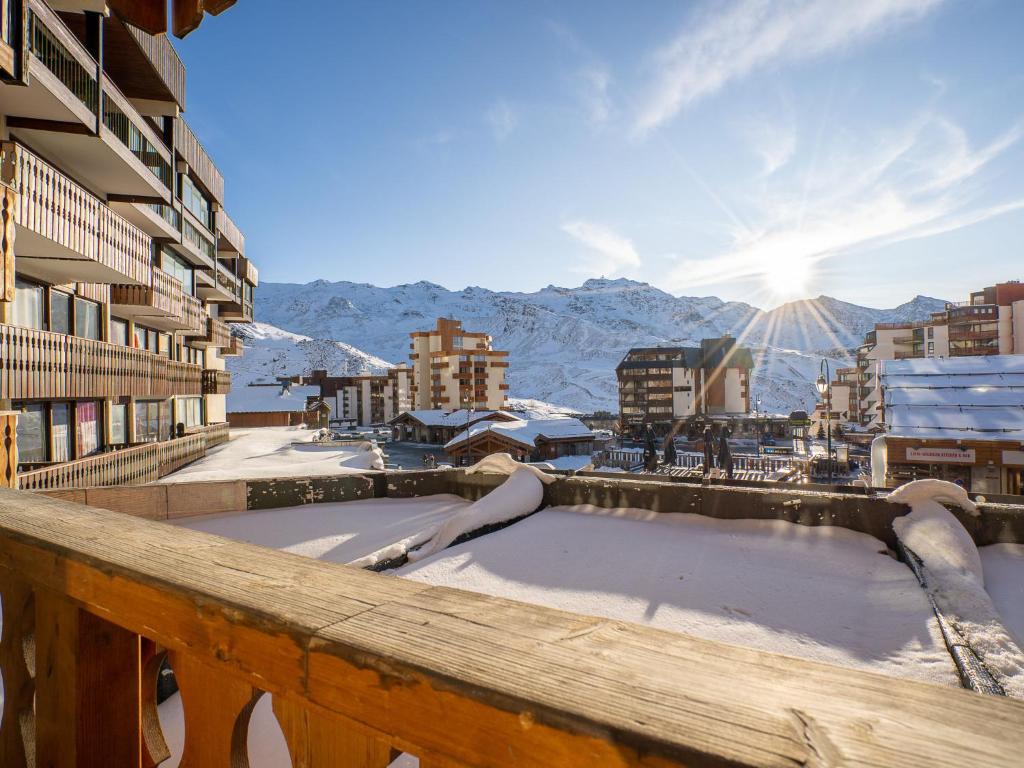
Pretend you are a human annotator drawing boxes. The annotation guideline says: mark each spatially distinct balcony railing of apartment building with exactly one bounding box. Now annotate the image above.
[239,254,259,285]
[26,1,98,112]
[893,351,923,360]
[221,335,243,356]
[182,212,217,263]
[0,323,202,400]
[216,207,245,255]
[4,142,152,285]
[185,420,230,447]
[101,78,173,190]
[201,368,231,395]
[195,315,232,348]
[111,266,184,323]
[948,328,999,342]
[174,117,225,203]
[125,21,186,109]
[178,293,206,334]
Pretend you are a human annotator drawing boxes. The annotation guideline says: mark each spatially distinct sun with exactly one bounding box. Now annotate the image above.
[762,254,814,301]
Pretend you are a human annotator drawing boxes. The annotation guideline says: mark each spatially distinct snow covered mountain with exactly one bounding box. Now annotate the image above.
[226,278,948,415]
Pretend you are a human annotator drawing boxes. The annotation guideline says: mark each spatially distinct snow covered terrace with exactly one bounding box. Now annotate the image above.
[1,463,1023,764]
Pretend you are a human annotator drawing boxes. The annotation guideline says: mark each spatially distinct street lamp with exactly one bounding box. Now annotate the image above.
[816,360,832,484]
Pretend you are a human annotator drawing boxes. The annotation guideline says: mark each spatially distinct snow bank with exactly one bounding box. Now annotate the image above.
[465,452,555,484]
[406,467,545,563]
[887,479,1024,697]
[981,544,1024,648]
[401,505,958,686]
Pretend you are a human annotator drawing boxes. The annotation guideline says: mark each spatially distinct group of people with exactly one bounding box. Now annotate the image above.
[642,424,734,479]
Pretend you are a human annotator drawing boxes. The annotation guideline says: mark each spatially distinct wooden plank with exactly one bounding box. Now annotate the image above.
[0,573,34,768]
[272,697,394,768]
[140,640,171,768]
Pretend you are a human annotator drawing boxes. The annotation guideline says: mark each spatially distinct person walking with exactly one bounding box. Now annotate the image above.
[702,425,715,476]
[663,433,677,467]
[718,426,734,480]
[643,424,659,472]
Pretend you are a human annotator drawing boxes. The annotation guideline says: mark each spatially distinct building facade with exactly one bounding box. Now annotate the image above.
[409,318,509,411]
[0,2,255,488]
[299,366,411,427]
[817,281,1024,430]
[617,337,753,434]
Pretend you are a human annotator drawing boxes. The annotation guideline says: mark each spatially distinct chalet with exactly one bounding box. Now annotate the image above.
[389,409,521,444]
[226,383,330,429]
[444,417,595,465]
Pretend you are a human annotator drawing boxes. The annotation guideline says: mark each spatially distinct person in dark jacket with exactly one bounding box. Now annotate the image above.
[718,426,734,479]
[663,434,677,467]
[643,424,659,472]
[702,426,715,476]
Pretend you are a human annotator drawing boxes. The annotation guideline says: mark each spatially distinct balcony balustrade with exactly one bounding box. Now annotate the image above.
[948,328,999,342]
[174,117,225,203]
[3,142,152,286]
[178,293,207,334]
[0,323,201,400]
[125,21,186,109]
[201,368,231,395]
[26,1,97,113]
[192,315,232,349]
[221,335,244,357]
[110,267,187,331]
[101,78,173,191]
[216,207,245,256]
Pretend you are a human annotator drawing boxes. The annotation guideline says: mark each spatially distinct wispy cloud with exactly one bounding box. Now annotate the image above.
[577,66,613,127]
[741,113,797,175]
[562,220,642,275]
[665,114,1024,293]
[634,0,943,135]
[486,101,519,141]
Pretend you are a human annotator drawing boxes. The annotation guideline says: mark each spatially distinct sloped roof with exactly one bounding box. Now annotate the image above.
[390,409,520,428]
[445,417,594,450]
[880,355,1024,441]
[227,384,323,414]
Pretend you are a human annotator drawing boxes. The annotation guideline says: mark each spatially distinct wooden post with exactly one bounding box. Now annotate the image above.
[0,410,16,488]
[272,697,394,768]
[34,589,142,768]
[0,572,34,768]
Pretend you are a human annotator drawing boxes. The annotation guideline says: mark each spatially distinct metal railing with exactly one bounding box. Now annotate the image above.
[101,83,173,190]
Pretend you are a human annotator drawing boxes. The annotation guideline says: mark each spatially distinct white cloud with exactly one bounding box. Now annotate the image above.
[486,101,519,141]
[665,114,1024,293]
[742,114,796,175]
[562,220,642,275]
[634,0,943,135]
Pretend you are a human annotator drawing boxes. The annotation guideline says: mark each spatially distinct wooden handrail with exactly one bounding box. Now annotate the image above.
[0,491,1020,766]
[201,368,231,394]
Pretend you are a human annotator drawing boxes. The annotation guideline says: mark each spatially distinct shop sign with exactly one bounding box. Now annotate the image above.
[906,447,975,464]
[1003,450,1024,466]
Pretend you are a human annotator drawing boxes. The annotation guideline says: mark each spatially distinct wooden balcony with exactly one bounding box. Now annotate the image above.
[174,117,224,203]
[216,207,245,256]
[178,293,207,335]
[0,323,201,400]
[124,20,187,109]
[949,328,999,342]
[2,142,152,286]
[201,368,231,395]
[221,335,244,357]
[184,420,230,447]
[239,254,259,286]
[110,267,186,331]
[192,315,232,349]
[0,477,1019,766]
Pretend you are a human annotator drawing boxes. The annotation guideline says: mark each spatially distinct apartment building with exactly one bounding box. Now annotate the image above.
[300,365,411,426]
[0,1,255,489]
[817,281,1024,430]
[616,337,753,434]
[409,318,509,411]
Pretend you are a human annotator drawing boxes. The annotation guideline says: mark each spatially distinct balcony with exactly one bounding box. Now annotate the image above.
[0,322,201,401]
[192,315,232,349]
[122,20,187,110]
[239,254,259,286]
[201,368,231,395]
[220,335,243,357]
[216,207,245,256]
[2,142,152,286]
[174,117,224,204]
[893,351,923,360]
[110,267,186,331]
[948,328,999,342]
[178,293,207,334]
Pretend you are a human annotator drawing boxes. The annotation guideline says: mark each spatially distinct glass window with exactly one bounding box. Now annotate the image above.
[178,397,202,428]
[76,401,101,457]
[180,174,213,229]
[133,325,146,349]
[159,333,171,358]
[110,319,128,347]
[51,291,71,334]
[13,279,45,330]
[162,249,194,295]
[110,403,128,445]
[135,401,158,443]
[75,298,101,340]
[16,404,46,463]
[51,403,72,463]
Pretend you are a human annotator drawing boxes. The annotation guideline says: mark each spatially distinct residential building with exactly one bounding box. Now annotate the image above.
[390,409,521,444]
[820,281,1024,430]
[299,365,411,427]
[616,337,754,434]
[875,355,1024,495]
[0,1,255,489]
[409,317,509,411]
[443,416,595,465]
[226,383,329,429]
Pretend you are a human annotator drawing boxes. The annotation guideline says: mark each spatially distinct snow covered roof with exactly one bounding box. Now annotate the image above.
[227,384,325,414]
[445,417,594,450]
[391,409,520,428]
[880,355,1024,441]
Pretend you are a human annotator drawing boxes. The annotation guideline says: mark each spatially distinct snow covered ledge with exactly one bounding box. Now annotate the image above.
[0,489,1022,767]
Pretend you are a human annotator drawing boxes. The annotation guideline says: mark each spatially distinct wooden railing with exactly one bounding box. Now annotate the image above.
[112,266,184,318]
[157,433,206,476]
[4,142,152,285]
[201,368,231,395]
[125,22,186,109]
[26,0,98,112]
[179,293,206,333]
[17,441,164,489]
[239,254,258,286]
[0,492,1019,767]
[174,117,225,203]
[101,76,173,191]
[221,335,243,357]
[0,323,202,400]
[186,420,230,447]
[216,207,245,255]
[203,316,232,348]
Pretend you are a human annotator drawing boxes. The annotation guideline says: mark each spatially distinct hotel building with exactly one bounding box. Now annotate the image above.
[616,337,754,434]
[298,365,412,427]
[409,318,509,411]
[0,1,255,488]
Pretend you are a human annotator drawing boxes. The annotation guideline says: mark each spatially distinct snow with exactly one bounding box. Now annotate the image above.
[530,455,594,471]
[444,417,593,450]
[157,427,384,483]
[882,355,1024,376]
[981,544,1024,648]
[465,452,556,484]
[393,409,515,427]
[172,495,470,564]
[887,480,1024,697]
[506,397,582,418]
[227,383,323,413]
[400,504,959,686]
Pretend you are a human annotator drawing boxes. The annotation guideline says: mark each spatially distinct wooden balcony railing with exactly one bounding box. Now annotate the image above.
[216,207,245,255]
[174,117,224,203]
[0,323,203,400]
[201,368,231,395]
[0,489,1018,767]
[101,76,173,192]
[111,266,184,318]
[185,420,229,447]
[239,254,258,286]
[179,293,206,333]
[125,22,186,109]
[221,335,243,357]
[3,142,152,285]
[26,0,98,113]
[949,328,999,342]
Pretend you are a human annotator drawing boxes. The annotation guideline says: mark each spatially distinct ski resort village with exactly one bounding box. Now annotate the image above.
[0,0,1023,766]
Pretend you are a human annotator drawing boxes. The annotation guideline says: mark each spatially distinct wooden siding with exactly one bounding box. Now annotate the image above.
[125,22,186,108]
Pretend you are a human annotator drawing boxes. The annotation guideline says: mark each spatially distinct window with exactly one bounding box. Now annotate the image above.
[76,401,101,457]
[162,249,194,295]
[927,342,935,355]
[51,291,71,335]
[13,279,45,330]
[135,400,170,443]
[110,319,128,347]
[133,324,146,349]
[75,298,101,340]
[178,397,203,428]
[159,333,171,358]
[16,404,46,463]
[51,403,72,463]
[180,174,213,229]
[110,403,128,445]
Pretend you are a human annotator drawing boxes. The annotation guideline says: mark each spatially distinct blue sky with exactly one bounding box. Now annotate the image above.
[177,0,1024,309]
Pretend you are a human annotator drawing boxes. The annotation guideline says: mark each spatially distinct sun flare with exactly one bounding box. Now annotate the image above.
[762,254,815,301]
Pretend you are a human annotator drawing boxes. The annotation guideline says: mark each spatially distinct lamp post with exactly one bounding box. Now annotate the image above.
[755,395,763,457]
[816,360,832,484]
